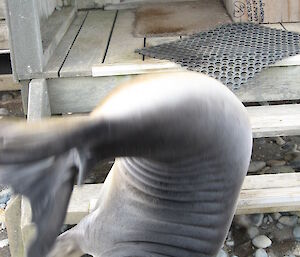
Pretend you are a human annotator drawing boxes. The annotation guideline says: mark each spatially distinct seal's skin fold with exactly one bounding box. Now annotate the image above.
[0,72,252,257]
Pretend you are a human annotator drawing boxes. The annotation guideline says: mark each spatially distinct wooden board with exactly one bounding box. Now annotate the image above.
[235,66,300,102]
[0,20,8,50]
[249,104,300,138]
[223,0,300,23]
[41,6,76,67]
[104,10,143,64]
[0,0,6,19]
[60,10,116,77]
[44,11,88,78]
[61,173,300,225]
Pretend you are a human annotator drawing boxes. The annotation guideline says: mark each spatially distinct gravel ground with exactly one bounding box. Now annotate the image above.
[0,91,299,257]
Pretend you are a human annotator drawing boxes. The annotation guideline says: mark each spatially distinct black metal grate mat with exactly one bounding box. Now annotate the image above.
[136,23,300,90]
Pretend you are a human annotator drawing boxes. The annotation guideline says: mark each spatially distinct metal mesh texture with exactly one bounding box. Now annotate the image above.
[136,23,300,90]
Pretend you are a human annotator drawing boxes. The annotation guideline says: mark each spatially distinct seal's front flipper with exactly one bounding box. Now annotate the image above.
[0,119,96,257]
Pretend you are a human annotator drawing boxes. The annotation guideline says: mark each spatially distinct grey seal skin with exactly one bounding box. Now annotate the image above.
[0,72,252,257]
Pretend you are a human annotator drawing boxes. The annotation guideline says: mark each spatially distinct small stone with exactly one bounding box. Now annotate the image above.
[263,216,268,224]
[266,160,286,167]
[247,226,260,239]
[248,161,266,173]
[293,242,300,256]
[282,142,298,152]
[216,249,228,257]
[268,215,273,223]
[279,215,298,227]
[1,93,13,101]
[255,248,268,257]
[275,137,286,146]
[293,226,300,241]
[284,151,300,162]
[0,108,9,116]
[276,223,284,230]
[252,235,272,249]
[0,189,11,205]
[264,166,295,174]
[0,239,8,248]
[226,240,234,247]
[271,212,281,220]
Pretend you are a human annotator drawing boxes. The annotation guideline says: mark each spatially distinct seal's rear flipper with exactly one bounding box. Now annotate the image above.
[0,119,96,257]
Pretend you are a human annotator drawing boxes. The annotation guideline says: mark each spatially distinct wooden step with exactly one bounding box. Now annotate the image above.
[0,0,5,20]
[62,173,300,224]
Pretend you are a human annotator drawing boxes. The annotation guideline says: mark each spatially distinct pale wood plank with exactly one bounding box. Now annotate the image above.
[60,10,116,77]
[0,0,6,19]
[281,22,300,32]
[0,20,8,50]
[44,11,88,78]
[104,10,143,64]
[62,172,300,224]
[242,173,300,190]
[248,104,300,138]
[262,23,285,30]
[41,6,76,68]
[0,74,21,91]
[235,66,300,102]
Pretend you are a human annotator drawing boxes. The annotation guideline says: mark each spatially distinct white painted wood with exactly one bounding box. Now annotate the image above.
[282,22,300,33]
[44,11,88,78]
[28,79,51,121]
[60,10,116,77]
[248,104,300,138]
[0,20,8,50]
[93,61,181,77]
[104,10,143,64]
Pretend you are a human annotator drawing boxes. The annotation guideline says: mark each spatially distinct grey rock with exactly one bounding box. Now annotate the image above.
[282,142,298,152]
[276,223,284,230]
[248,161,266,173]
[275,137,286,146]
[268,215,273,223]
[235,214,264,228]
[217,249,228,257]
[0,108,9,116]
[293,226,300,241]
[271,212,281,220]
[266,160,286,167]
[1,93,13,101]
[279,215,298,227]
[264,166,295,174]
[247,226,260,239]
[255,248,268,257]
[284,151,300,162]
[252,235,272,249]
[0,189,11,205]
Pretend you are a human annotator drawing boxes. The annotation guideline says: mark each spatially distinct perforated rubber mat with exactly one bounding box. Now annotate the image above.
[136,23,300,90]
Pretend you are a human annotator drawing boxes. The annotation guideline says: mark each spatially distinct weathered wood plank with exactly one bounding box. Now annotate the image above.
[104,10,143,64]
[0,0,6,19]
[0,74,21,91]
[249,104,300,138]
[235,66,300,102]
[47,76,133,114]
[44,11,88,78]
[0,20,8,50]
[60,10,116,77]
[41,6,76,68]
[62,172,300,225]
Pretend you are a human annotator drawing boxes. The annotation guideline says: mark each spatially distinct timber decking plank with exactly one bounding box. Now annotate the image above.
[60,10,116,77]
[248,104,300,138]
[64,173,300,224]
[44,11,88,78]
[0,20,8,50]
[104,10,144,64]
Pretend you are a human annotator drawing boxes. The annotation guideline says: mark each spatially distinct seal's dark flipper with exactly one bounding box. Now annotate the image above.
[0,119,96,257]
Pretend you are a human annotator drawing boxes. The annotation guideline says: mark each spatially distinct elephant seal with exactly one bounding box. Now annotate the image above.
[0,72,252,257]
